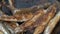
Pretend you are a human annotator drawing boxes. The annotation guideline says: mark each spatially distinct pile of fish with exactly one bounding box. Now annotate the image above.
[0,0,60,34]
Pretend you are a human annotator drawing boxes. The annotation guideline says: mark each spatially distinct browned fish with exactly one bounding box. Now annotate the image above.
[33,4,56,34]
[0,5,42,22]
[15,8,47,33]
[44,11,60,34]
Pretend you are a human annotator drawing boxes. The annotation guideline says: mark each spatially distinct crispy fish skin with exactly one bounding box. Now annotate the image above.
[33,4,56,34]
[44,11,60,34]
[0,6,41,22]
[0,10,34,22]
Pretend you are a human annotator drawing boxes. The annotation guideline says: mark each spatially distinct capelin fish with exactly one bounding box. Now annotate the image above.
[44,11,60,34]
[14,8,48,33]
[33,4,56,34]
[0,5,42,22]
